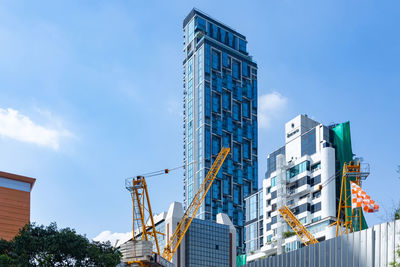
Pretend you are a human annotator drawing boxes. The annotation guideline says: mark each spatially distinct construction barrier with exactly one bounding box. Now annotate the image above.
[244,219,400,267]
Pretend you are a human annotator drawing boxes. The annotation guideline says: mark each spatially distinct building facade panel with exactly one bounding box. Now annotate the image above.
[0,171,35,241]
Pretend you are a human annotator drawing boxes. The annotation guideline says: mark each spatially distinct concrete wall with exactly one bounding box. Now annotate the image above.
[245,219,400,267]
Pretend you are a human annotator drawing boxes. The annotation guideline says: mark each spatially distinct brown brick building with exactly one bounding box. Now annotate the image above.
[0,171,36,241]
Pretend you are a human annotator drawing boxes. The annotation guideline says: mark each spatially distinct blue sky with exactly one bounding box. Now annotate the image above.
[0,0,399,243]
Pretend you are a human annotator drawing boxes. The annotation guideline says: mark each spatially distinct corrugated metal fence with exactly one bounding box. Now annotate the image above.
[245,219,400,267]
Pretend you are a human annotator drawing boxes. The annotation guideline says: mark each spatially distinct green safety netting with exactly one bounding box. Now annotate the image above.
[333,122,368,231]
[237,254,247,266]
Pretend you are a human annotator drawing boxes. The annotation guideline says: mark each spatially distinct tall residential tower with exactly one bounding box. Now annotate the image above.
[183,9,258,252]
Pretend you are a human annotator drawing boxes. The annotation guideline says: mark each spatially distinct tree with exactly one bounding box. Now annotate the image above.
[0,222,121,266]
[390,246,400,267]
[395,205,400,221]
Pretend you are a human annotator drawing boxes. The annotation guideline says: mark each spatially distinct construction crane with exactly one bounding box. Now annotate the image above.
[331,161,369,236]
[125,176,164,266]
[124,147,230,266]
[278,205,319,246]
[162,147,230,261]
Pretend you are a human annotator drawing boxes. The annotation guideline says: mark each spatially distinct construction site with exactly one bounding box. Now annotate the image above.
[0,3,398,267]
[112,8,399,267]
[115,111,399,267]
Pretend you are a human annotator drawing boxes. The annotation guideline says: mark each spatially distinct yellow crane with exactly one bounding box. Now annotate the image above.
[331,161,369,236]
[125,147,230,266]
[278,205,319,246]
[162,147,230,261]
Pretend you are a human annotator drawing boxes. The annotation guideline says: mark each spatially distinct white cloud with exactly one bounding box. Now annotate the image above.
[0,108,71,150]
[93,230,132,246]
[258,91,288,129]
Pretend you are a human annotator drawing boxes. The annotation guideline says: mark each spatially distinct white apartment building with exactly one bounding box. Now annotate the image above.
[245,114,339,260]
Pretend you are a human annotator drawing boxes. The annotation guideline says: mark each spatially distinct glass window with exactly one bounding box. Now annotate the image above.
[232,60,241,79]
[249,195,257,220]
[242,61,248,77]
[223,113,233,132]
[222,90,231,110]
[233,186,240,204]
[301,128,316,156]
[223,132,231,149]
[220,28,226,44]
[233,126,242,143]
[233,35,237,49]
[187,19,194,43]
[233,83,242,101]
[232,102,241,121]
[212,73,222,93]
[212,24,218,39]
[243,140,250,159]
[311,202,321,213]
[228,32,234,47]
[242,100,250,118]
[271,176,277,187]
[311,162,321,172]
[266,147,285,178]
[195,17,206,32]
[197,48,203,85]
[243,182,249,197]
[212,135,221,155]
[239,38,247,53]
[212,50,221,70]
[233,143,241,162]
[212,179,221,200]
[222,52,231,68]
[312,190,321,199]
[205,44,210,74]
[212,92,221,113]
[311,216,321,223]
[223,175,231,195]
[287,161,310,178]
[205,127,211,158]
[204,83,211,120]
[310,175,321,186]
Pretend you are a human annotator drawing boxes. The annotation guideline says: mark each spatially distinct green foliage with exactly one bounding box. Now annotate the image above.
[395,208,400,221]
[283,231,296,238]
[0,222,121,266]
[390,245,400,267]
[0,254,13,266]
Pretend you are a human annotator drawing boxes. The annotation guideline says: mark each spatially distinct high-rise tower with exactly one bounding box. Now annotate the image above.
[183,8,258,252]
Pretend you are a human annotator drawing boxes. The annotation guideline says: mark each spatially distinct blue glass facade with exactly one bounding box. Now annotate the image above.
[183,9,258,253]
[185,219,230,267]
